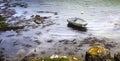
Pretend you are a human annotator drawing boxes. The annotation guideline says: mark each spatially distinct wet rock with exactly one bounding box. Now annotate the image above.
[0,39,2,44]
[13,41,20,46]
[46,39,53,43]
[22,44,32,48]
[54,12,58,15]
[16,49,26,61]
[34,40,41,45]
[19,2,28,8]
[36,11,58,15]
[34,15,44,24]
[114,52,120,61]
[41,51,46,54]
[11,2,28,8]
[104,42,117,49]
[85,45,113,61]
[0,47,5,61]
[0,0,9,3]
[0,51,4,61]
[0,9,16,17]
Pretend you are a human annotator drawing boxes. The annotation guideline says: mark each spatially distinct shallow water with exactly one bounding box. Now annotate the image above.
[23,0,120,40]
[1,0,120,61]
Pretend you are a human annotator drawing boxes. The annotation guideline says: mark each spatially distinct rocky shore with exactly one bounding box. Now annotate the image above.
[0,0,120,61]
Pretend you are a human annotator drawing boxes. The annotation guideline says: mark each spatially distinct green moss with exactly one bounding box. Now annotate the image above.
[0,16,24,31]
[27,56,84,61]
[0,16,6,22]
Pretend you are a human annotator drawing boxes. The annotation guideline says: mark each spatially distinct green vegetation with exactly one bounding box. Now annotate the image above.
[0,16,24,31]
[23,55,83,61]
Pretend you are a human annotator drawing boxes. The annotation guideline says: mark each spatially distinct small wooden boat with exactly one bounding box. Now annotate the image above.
[67,17,88,31]
[67,17,87,27]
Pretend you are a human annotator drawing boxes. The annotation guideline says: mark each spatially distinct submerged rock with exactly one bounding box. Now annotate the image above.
[85,45,113,61]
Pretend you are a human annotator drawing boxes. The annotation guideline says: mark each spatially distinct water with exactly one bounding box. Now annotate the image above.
[1,0,120,60]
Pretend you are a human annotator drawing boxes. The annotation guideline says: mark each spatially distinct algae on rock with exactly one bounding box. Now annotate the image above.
[85,45,113,61]
[114,52,120,61]
[0,16,24,31]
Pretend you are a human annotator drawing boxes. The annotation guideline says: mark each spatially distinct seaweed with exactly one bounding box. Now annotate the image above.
[0,16,6,22]
[0,16,24,31]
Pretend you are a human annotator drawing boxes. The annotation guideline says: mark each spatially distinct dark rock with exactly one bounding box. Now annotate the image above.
[54,12,58,15]
[46,39,53,43]
[0,39,2,44]
[114,52,120,61]
[34,40,41,45]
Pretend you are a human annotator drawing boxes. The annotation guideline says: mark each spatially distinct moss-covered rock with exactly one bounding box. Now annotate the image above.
[114,52,120,61]
[85,45,113,61]
[22,55,84,61]
[0,16,24,31]
[0,16,6,22]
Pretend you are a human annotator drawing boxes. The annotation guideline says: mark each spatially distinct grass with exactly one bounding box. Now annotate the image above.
[22,55,84,61]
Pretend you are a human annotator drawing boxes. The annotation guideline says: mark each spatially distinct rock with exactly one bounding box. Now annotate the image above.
[114,52,120,61]
[85,45,113,61]
[34,15,43,24]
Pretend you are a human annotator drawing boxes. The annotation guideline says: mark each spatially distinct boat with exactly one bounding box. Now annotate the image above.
[67,17,88,31]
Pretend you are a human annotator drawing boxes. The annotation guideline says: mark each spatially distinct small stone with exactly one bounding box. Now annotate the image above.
[34,40,41,45]
[0,39,2,44]
[46,39,53,43]
[54,12,58,15]
[22,44,32,48]
[34,15,43,24]
[41,51,46,54]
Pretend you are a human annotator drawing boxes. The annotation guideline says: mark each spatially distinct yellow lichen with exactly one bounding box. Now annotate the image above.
[88,45,105,55]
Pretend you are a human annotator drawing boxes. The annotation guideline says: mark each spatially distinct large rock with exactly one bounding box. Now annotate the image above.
[85,45,113,61]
